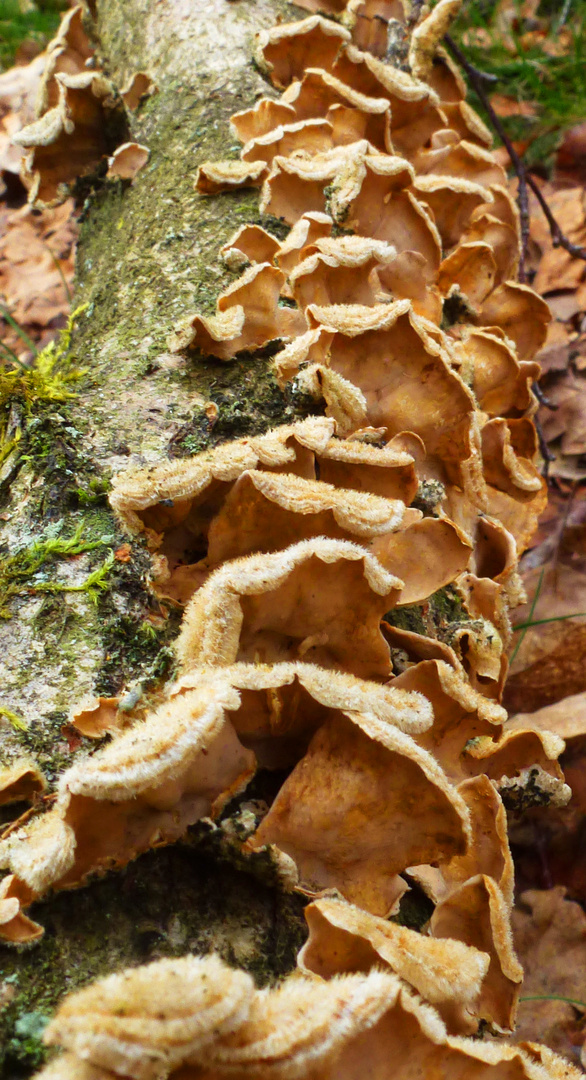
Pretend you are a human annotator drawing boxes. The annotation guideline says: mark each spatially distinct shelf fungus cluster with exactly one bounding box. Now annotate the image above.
[1,2,580,1078]
[35,954,582,1080]
[12,4,151,204]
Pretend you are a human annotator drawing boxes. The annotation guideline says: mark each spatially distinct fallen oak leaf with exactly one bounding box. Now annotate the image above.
[510,888,586,1065]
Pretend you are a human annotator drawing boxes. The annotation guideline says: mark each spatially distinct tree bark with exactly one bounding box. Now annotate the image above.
[0,2,311,1073]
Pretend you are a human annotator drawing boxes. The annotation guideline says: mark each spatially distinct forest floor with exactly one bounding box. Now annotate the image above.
[3,0,586,1071]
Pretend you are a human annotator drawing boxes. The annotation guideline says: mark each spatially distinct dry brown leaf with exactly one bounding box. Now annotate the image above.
[511,888,586,1066]
[0,199,76,349]
[536,320,574,375]
[489,95,538,119]
[506,548,586,713]
[508,691,586,743]
[530,187,586,294]
[540,370,586,458]
[505,622,586,715]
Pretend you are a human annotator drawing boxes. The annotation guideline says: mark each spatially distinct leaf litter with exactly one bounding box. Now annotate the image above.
[0,35,76,363]
[471,4,586,1066]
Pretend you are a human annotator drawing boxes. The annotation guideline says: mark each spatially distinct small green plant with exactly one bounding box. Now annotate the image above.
[0,305,88,451]
[509,567,545,665]
[520,994,586,1008]
[509,566,586,664]
[0,0,65,71]
[0,704,27,731]
[0,521,115,618]
[452,0,586,170]
[5,1009,52,1072]
[76,477,110,507]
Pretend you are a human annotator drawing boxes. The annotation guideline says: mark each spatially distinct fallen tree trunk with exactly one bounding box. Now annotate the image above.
[0,1,310,1072]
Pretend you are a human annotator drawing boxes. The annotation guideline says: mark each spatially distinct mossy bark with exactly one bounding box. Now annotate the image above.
[0,1,319,1073]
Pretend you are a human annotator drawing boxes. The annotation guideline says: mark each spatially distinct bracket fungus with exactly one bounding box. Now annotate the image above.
[36,954,582,1080]
[12,4,153,204]
[14,68,116,205]
[0,758,45,805]
[4,4,578,1079]
[298,895,491,1033]
[106,142,149,181]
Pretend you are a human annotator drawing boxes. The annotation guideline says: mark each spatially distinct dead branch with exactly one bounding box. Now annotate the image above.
[443,33,586,282]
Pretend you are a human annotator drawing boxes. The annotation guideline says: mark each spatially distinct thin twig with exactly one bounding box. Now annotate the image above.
[551,477,577,592]
[461,62,498,85]
[533,410,555,476]
[443,33,586,277]
[528,178,586,259]
[555,0,573,31]
[0,793,56,842]
[532,382,558,410]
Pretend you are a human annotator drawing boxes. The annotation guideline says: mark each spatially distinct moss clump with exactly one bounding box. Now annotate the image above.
[0,309,114,523]
[93,541,181,697]
[0,307,87,444]
[430,584,468,626]
[4,1009,52,1073]
[385,585,476,645]
[385,601,427,637]
[10,709,93,787]
[169,353,324,458]
[441,288,477,328]
[95,609,179,698]
[410,479,445,516]
[76,478,110,507]
[12,408,121,531]
[0,522,115,619]
[0,705,26,732]
[391,884,435,931]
